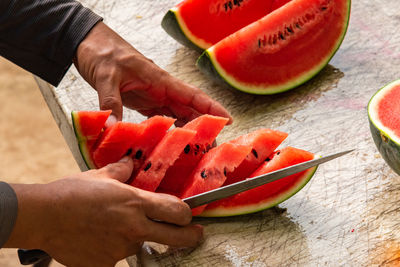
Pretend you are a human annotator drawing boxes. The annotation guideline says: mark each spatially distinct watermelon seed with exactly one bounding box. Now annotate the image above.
[224,3,228,11]
[228,1,232,9]
[258,39,261,48]
[321,6,327,11]
[252,149,258,159]
[135,150,143,159]
[144,162,152,171]
[126,148,133,156]
[277,151,281,155]
[224,168,227,177]
[184,144,191,154]
[279,32,285,40]
[265,157,271,162]
[287,27,294,34]
[201,170,207,179]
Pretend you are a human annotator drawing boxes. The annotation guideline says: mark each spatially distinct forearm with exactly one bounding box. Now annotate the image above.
[0,182,18,248]
[0,0,102,86]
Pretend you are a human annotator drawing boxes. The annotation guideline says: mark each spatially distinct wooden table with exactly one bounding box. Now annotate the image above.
[36,0,400,265]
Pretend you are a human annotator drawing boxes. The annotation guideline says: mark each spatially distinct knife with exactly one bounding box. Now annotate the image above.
[183,149,353,208]
[18,149,352,265]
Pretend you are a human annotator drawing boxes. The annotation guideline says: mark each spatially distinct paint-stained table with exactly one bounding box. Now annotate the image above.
[36,0,400,265]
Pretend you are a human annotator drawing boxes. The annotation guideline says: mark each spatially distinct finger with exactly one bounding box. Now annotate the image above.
[97,78,124,121]
[146,221,203,248]
[98,156,134,182]
[139,191,192,226]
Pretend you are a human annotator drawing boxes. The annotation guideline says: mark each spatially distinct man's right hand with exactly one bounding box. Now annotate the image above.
[5,157,203,267]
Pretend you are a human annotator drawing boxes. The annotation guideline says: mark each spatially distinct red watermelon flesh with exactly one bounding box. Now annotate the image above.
[130,116,175,177]
[180,142,252,215]
[71,110,112,169]
[157,115,229,196]
[201,147,317,217]
[92,122,144,168]
[270,0,293,10]
[130,128,197,192]
[225,129,288,185]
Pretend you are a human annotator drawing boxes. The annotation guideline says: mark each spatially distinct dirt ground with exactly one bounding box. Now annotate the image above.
[0,58,128,267]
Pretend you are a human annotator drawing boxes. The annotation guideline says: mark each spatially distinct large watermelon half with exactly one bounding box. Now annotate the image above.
[72,111,318,217]
[162,0,293,51]
[197,0,351,94]
[368,79,400,175]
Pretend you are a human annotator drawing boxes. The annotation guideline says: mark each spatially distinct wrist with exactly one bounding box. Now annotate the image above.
[4,183,50,249]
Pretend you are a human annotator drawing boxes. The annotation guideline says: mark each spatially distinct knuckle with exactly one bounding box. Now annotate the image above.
[100,95,120,110]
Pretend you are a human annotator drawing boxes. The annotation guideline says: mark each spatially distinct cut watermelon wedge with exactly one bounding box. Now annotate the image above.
[157,115,228,196]
[225,128,288,185]
[162,0,293,51]
[180,142,252,215]
[72,110,111,169]
[130,128,197,192]
[197,0,351,94]
[201,147,317,217]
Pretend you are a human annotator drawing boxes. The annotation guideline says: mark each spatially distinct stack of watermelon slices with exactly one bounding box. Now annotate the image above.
[72,111,317,217]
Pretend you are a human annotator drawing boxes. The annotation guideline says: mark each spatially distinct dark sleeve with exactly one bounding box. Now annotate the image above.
[0,182,18,248]
[0,0,103,86]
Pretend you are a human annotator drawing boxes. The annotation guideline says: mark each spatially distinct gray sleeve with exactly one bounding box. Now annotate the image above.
[0,0,103,86]
[0,182,18,248]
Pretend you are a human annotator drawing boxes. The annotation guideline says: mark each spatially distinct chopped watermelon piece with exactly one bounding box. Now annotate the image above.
[130,128,197,192]
[180,142,252,215]
[201,147,317,217]
[157,115,228,196]
[72,110,112,169]
[225,129,288,185]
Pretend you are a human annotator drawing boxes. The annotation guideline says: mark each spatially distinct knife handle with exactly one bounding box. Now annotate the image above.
[18,249,50,265]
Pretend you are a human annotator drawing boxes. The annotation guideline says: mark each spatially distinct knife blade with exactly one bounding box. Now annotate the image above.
[183,149,353,209]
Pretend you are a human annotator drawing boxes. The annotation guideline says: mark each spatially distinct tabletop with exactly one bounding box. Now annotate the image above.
[36,0,400,266]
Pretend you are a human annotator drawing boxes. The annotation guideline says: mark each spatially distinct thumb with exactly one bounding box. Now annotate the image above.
[97,83,123,122]
[100,156,134,183]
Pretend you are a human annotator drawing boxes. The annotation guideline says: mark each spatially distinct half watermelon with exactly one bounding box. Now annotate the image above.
[162,0,293,51]
[201,147,317,217]
[368,79,400,175]
[196,0,351,94]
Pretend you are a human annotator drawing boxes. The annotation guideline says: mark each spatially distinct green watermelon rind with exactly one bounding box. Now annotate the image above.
[196,0,351,95]
[368,79,400,175]
[71,111,98,170]
[161,8,209,52]
[198,162,318,217]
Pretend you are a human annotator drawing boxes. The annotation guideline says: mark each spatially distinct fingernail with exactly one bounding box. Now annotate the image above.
[105,114,117,127]
[119,156,130,163]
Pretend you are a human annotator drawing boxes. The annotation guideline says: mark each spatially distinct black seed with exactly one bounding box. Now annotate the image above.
[258,39,261,47]
[195,144,200,150]
[224,168,227,176]
[201,170,207,179]
[279,33,285,40]
[277,151,281,155]
[224,3,228,11]
[234,0,238,5]
[135,149,143,159]
[321,6,327,11]
[296,23,301,29]
[287,27,293,34]
[265,157,271,162]
[252,149,258,159]
[144,162,152,171]
[125,148,133,156]
[184,144,191,154]
[228,1,232,9]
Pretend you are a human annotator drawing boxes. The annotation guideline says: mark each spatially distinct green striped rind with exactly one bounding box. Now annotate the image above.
[368,80,400,175]
[198,163,317,217]
[71,111,97,170]
[196,0,351,95]
[161,9,206,53]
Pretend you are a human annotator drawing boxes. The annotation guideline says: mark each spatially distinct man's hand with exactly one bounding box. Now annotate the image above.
[6,157,203,267]
[74,22,232,126]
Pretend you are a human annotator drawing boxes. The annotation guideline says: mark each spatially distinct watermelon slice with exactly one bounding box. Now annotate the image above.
[91,116,174,170]
[196,0,351,94]
[225,129,288,185]
[72,110,112,169]
[157,115,229,196]
[180,142,252,215]
[368,79,400,175]
[162,0,294,51]
[201,147,317,217]
[130,128,197,191]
